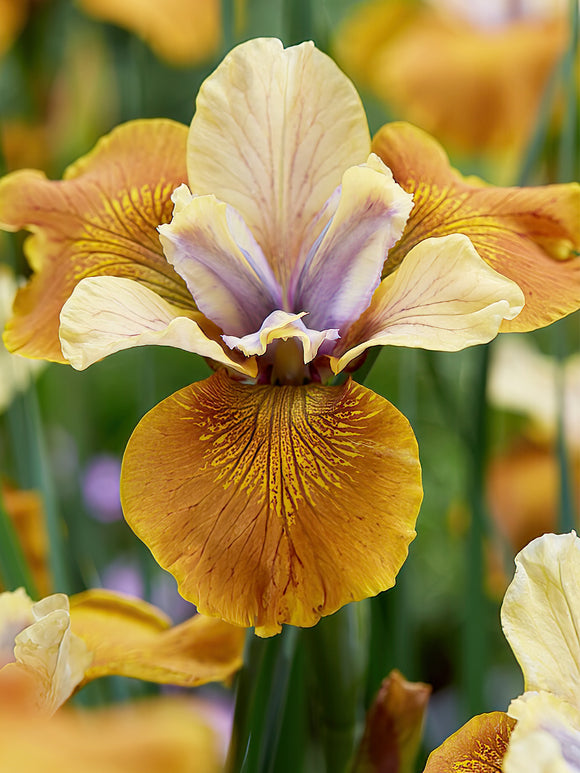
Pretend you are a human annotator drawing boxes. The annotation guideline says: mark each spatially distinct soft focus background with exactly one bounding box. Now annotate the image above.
[0,0,578,768]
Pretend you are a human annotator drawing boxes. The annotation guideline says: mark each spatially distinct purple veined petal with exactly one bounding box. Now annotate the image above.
[292,154,413,334]
[159,185,283,337]
[186,38,371,287]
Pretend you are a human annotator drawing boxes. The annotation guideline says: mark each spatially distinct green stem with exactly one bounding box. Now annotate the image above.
[222,0,237,53]
[6,385,71,593]
[552,322,576,532]
[557,0,578,183]
[462,344,490,717]
[227,627,299,773]
[304,602,370,773]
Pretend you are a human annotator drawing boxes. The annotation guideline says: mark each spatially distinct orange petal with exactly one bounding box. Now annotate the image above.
[373,122,580,332]
[423,712,515,772]
[1,485,52,596]
[0,0,28,57]
[0,695,222,773]
[0,119,191,362]
[369,10,567,165]
[69,589,244,686]
[79,0,221,67]
[121,370,422,637]
[487,439,580,554]
[353,669,431,773]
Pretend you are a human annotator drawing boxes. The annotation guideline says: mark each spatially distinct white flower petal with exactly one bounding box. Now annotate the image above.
[59,276,256,377]
[501,532,580,708]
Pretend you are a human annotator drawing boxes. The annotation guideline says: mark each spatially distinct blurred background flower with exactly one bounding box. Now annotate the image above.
[333,0,574,183]
[487,336,579,556]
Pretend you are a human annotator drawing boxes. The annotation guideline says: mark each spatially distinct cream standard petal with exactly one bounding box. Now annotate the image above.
[332,234,525,372]
[187,38,371,286]
[158,186,282,337]
[59,276,256,377]
[501,532,580,708]
[293,154,413,333]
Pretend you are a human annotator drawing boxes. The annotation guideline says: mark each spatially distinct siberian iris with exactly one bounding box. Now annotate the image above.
[6,37,574,637]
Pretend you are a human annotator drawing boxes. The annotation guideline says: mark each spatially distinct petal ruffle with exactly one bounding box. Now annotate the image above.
[500,532,580,707]
[69,589,244,686]
[159,185,282,337]
[0,119,191,362]
[293,154,413,333]
[423,712,515,772]
[222,310,339,364]
[59,276,256,377]
[372,122,580,332]
[11,592,92,715]
[332,234,524,373]
[121,370,422,637]
[187,38,371,287]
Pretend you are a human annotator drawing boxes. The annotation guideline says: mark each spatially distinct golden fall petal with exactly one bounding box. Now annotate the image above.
[121,370,422,637]
[69,589,244,686]
[0,119,191,362]
[423,712,515,772]
[372,122,580,333]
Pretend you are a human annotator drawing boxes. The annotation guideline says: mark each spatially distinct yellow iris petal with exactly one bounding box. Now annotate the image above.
[372,122,580,333]
[121,370,422,637]
[69,589,245,687]
[423,712,515,772]
[0,119,190,362]
[0,694,222,773]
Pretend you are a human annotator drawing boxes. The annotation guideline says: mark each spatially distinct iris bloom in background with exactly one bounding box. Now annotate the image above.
[78,0,223,66]
[487,336,580,554]
[424,531,580,771]
[0,0,221,69]
[0,586,244,715]
[0,485,52,596]
[333,0,572,180]
[1,38,578,637]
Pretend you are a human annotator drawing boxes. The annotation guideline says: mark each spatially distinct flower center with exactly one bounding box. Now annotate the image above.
[271,339,307,386]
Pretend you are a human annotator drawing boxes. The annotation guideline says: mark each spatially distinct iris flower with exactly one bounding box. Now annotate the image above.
[424,532,580,771]
[6,37,580,638]
[0,587,244,715]
[487,337,580,553]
